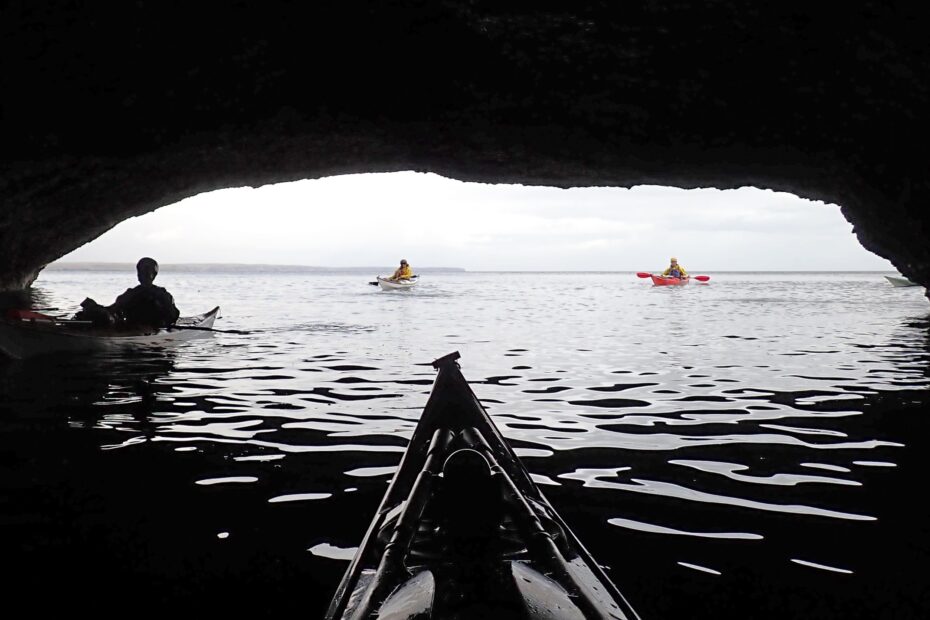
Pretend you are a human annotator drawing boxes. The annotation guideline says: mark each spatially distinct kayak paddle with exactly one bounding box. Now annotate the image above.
[636,272,711,282]
[5,308,59,321]
[4,309,91,324]
[168,325,251,335]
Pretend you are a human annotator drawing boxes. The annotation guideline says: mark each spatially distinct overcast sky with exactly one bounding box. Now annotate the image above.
[61,171,893,271]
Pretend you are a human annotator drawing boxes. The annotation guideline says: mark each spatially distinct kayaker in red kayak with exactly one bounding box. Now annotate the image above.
[661,257,689,279]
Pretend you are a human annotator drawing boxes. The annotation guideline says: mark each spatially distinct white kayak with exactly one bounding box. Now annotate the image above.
[0,306,220,359]
[884,275,920,288]
[377,275,419,291]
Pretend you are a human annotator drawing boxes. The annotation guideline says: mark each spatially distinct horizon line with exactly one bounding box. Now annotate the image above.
[46,261,898,274]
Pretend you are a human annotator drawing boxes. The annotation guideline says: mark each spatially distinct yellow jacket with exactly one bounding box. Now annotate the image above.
[392,265,413,280]
[661,264,688,277]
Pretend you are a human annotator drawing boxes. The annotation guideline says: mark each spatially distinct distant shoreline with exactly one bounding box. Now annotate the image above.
[47,262,467,273]
[46,262,896,274]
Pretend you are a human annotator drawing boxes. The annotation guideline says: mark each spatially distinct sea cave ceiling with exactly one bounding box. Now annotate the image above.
[1,1,928,293]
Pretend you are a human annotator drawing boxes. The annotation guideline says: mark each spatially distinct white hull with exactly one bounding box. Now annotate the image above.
[376,276,418,291]
[0,306,220,359]
[884,275,920,288]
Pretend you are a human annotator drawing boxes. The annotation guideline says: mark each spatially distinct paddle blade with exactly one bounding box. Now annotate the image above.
[170,325,250,335]
[5,309,57,321]
[636,272,652,278]
[694,275,710,282]
[368,281,379,286]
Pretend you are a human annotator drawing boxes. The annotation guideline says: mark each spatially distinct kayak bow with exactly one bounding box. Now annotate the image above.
[325,352,640,620]
[884,275,920,288]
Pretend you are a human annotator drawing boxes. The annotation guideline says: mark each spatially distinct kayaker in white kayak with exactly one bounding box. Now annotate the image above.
[661,257,689,279]
[73,257,180,328]
[388,259,414,281]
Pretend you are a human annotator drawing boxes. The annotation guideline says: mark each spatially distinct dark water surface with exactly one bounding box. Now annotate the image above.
[2,270,929,618]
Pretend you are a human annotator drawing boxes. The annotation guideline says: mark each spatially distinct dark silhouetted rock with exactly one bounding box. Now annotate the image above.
[2,2,928,291]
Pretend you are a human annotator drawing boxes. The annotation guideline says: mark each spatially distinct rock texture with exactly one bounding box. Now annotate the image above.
[2,2,929,291]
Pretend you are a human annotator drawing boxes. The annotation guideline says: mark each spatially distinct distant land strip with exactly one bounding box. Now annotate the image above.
[47,263,897,275]
[47,262,467,273]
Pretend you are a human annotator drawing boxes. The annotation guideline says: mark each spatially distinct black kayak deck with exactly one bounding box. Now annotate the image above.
[325,352,640,620]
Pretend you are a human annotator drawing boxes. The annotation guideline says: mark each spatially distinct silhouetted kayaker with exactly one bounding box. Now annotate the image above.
[74,257,180,328]
[389,259,414,281]
[661,257,689,279]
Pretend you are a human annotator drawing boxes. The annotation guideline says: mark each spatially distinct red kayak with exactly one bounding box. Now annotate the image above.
[637,272,709,285]
[650,275,689,286]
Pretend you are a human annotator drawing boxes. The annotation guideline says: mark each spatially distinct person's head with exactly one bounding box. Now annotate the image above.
[670,257,678,265]
[400,259,408,267]
[136,257,159,285]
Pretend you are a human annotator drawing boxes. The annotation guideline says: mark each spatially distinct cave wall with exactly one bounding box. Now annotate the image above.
[2,1,929,291]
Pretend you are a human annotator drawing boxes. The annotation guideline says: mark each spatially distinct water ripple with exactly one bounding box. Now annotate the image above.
[559,470,876,521]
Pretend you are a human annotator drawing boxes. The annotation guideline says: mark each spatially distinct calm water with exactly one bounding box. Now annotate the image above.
[2,269,929,618]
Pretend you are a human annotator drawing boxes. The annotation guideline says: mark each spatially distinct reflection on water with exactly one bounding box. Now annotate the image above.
[1,271,929,618]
